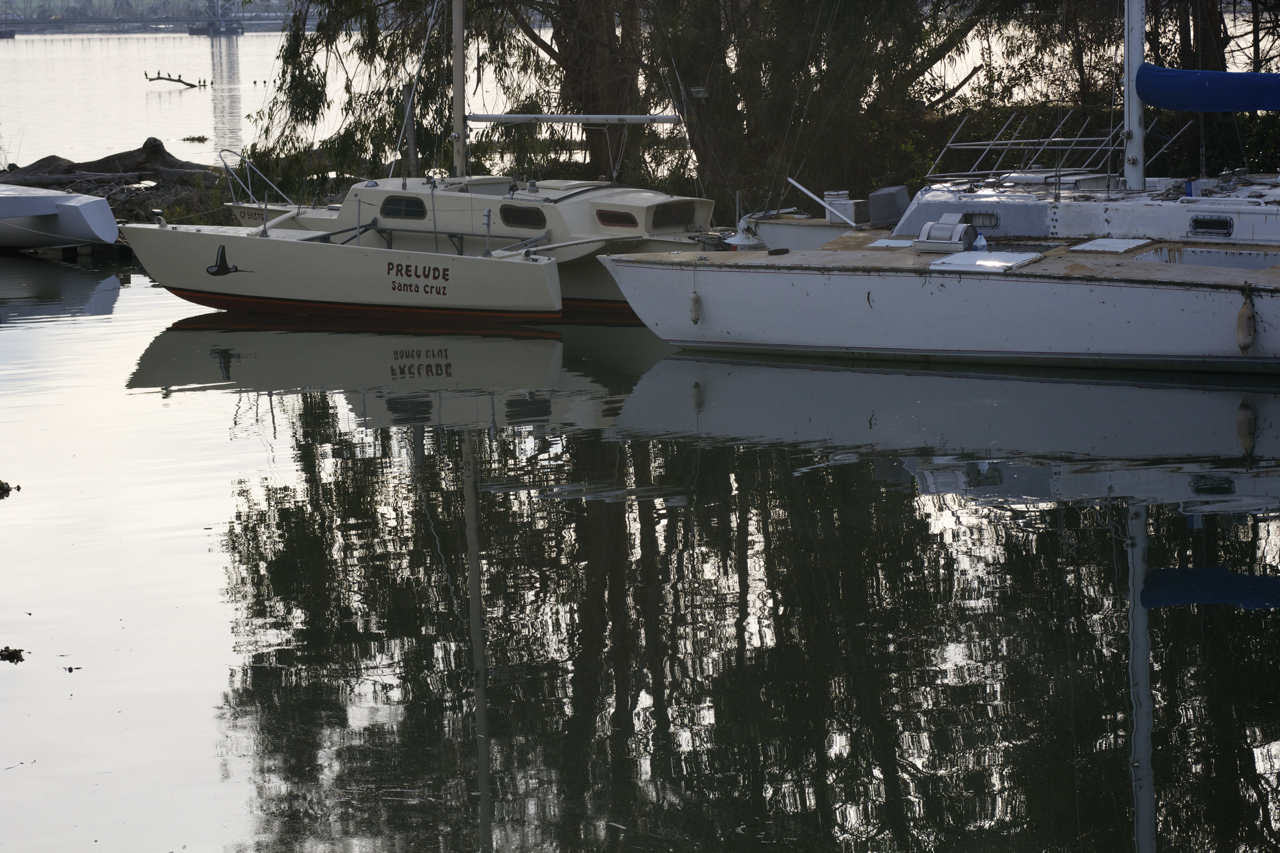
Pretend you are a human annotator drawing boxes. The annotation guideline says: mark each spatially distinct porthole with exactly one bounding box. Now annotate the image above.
[1190,216,1233,237]
[379,196,427,219]
[654,201,696,228]
[500,204,547,229]
[596,209,639,228]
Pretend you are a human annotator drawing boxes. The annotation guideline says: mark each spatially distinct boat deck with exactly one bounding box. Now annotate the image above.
[609,231,1280,294]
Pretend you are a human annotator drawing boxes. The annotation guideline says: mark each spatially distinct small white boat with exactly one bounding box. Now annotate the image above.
[600,232,1280,372]
[131,0,716,324]
[599,0,1280,373]
[225,174,714,320]
[0,185,118,249]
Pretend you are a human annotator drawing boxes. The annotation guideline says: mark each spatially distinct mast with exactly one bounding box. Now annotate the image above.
[1123,0,1145,190]
[451,0,466,177]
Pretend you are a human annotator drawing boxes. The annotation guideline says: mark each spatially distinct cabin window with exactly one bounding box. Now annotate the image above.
[653,201,696,229]
[596,209,639,228]
[1190,216,1233,237]
[380,196,428,219]
[500,204,547,229]
[963,212,999,228]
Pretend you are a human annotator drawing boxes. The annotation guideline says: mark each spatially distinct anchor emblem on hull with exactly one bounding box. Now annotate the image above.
[206,245,250,276]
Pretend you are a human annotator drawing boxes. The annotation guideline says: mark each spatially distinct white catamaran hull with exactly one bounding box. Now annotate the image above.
[124,223,562,322]
[600,251,1280,372]
[0,185,119,249]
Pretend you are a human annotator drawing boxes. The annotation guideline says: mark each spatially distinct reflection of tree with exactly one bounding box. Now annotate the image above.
[1143,509,1280,852]
[217,388,1280,851]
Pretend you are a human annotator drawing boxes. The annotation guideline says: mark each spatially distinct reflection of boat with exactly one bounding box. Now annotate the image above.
[598,0,1280,372]
[0,185,118,249]
[127,313,672,431]
[614,355,1280,511]
[0,254,121,323]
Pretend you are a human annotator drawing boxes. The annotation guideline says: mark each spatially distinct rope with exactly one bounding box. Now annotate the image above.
[163,205,230,222]
[388,0,444,179]
[763,0,841,215]
[651,4,732,212]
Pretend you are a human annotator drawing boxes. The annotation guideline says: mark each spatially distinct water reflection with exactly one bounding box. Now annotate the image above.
[128,319,1280,850]
[209,35,242,153]
[128,314,671,432]
[0,254,121,323]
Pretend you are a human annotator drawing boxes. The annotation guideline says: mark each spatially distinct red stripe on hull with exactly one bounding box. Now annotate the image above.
[167,287,562,325]
[560,297,643,326]
[170,310,564,339]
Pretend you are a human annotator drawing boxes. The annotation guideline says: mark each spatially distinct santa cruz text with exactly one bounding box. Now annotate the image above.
[389,262,449,295]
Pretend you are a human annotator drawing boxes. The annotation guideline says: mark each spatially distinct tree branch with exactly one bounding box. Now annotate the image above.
[507,4,562,65]
[926,63,984,109]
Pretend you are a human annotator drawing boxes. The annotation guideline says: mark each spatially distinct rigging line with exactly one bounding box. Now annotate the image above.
[768,0,839,185]
[765,0,843,215]
[789,0,979,180]
[656,67,710,211]
[786,0,926,183]
[1103,0,1122,199]
[1230,111,1250,173]
[389,0,445,179]
[650,4,733,205]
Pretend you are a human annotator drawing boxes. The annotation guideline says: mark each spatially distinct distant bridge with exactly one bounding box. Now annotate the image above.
[0,14,288,26]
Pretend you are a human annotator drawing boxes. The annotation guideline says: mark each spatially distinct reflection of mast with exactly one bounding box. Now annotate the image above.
[1127,504,1155,853]
[210,35,242,152]
[463,432,494,852]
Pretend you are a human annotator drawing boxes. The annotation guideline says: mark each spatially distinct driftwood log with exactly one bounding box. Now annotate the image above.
[0,137,218,189]
[0,139,357,225]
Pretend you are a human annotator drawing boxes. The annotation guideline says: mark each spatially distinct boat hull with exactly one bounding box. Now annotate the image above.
[124,224,562,323]
[0,187,119,249]
[600,252,1280,372]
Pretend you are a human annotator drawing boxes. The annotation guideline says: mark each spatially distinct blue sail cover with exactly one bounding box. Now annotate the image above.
[1136,62,1280,112]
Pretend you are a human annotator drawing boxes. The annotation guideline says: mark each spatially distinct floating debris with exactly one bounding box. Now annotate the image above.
[0,480,18,499]
[182,135,209,143]
[1,647,24,664]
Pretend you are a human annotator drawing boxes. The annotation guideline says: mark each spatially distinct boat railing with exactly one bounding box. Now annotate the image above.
[218,149,298,209]
[926,111,1193,181]
[490,234,631,258]
[297,220,551,255]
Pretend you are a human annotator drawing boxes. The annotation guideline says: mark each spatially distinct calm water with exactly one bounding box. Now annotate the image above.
[6,253,1280,851]
[0,33,296,166]
[0,32,512,169]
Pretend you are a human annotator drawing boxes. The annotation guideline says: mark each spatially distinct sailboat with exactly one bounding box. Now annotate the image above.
[599,0,1280,372]
[145,3,716,323]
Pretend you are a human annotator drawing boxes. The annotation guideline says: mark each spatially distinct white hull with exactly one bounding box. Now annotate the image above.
[224,176,714,318]
[0,185,118,249]
[751,217,852,251]
[124,223,562,322]
[601,247,1280,372]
